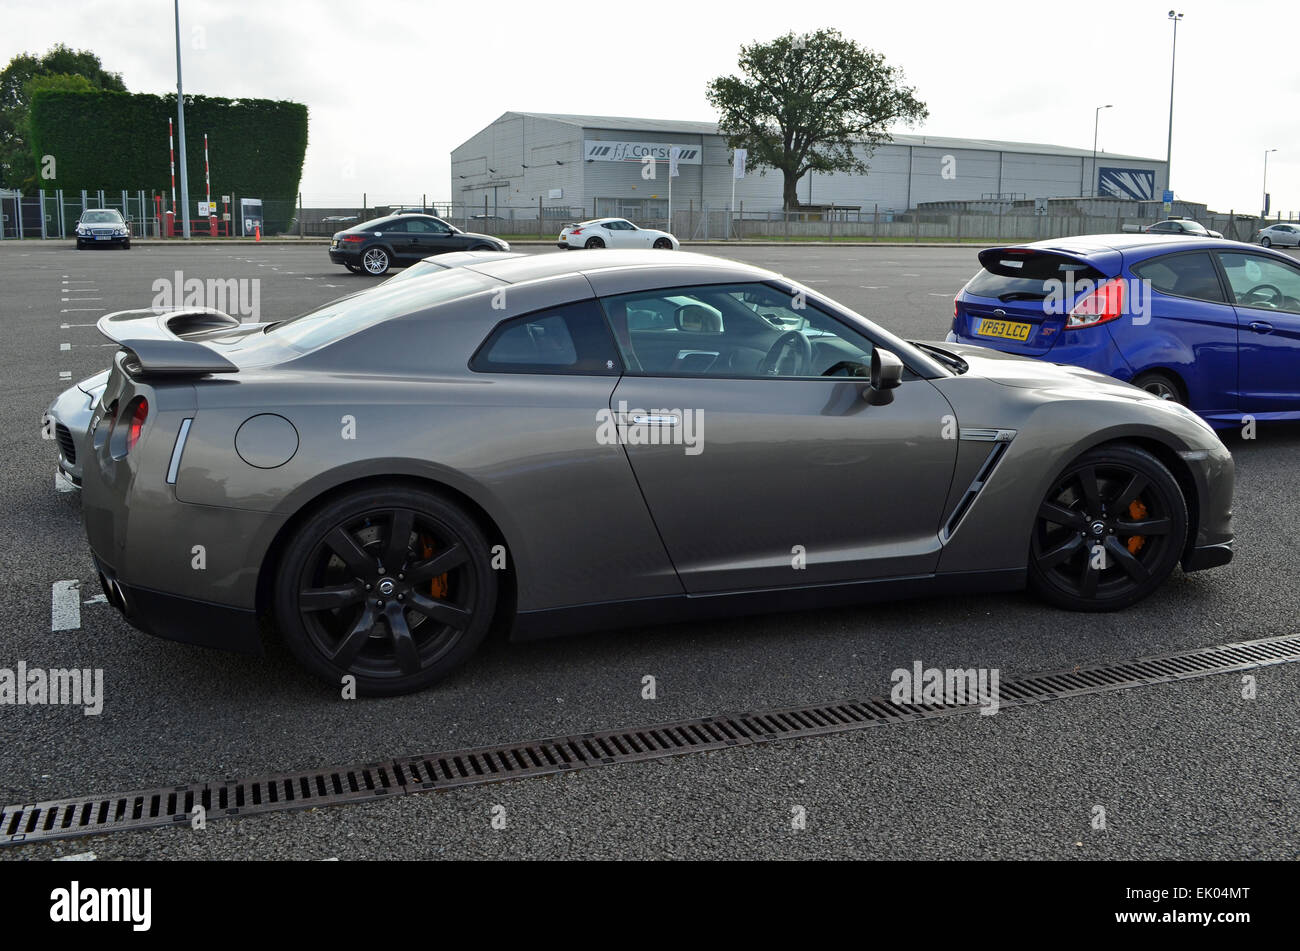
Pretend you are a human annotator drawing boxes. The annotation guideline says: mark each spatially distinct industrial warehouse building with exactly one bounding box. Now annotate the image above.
[450,112,1170,223]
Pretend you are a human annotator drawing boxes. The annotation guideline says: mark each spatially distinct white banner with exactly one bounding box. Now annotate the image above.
[733,148,747,180]
[668,146,682,178]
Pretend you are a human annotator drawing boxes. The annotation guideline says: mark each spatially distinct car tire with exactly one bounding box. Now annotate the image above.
[1261,237,1272,247]
[361,246,391,275]
[344,263,361,274]
[653,237,673,249]
[1029,444,1188,612]
[584,236,605,249]
[469,244,495,251]
[1130,370,1185,405]
[274,485,498,695]
[122,241,131,250]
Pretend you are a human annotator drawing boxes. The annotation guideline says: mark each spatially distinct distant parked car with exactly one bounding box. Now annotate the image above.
[558,217,678,250]
[949,233,1300,427]
[1254,223,1300,248]
[329,214,509,275]
[1144,217,1222,239]
[75,209,131,249]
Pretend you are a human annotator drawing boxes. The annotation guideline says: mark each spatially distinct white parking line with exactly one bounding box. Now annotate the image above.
[60,308,101,312]
[61,297,102,302]
[60,343,70,351]
[52,580,81,630]
[59,370,72,380]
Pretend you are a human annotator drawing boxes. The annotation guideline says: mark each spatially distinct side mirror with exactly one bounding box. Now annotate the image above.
[865,348,904,405]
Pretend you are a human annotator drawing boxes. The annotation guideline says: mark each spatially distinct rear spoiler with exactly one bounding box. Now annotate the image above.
[976,247,1104,280]
[96,308,240,375]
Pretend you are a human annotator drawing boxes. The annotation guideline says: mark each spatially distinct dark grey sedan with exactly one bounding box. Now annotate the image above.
[79,251,1234,695]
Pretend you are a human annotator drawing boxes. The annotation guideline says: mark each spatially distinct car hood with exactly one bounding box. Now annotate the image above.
[456,231,500,243]
[918,340,1154,398]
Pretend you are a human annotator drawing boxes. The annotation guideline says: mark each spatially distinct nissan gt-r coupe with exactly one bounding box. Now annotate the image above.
[558,218,678,250]
[80,251,1234,695]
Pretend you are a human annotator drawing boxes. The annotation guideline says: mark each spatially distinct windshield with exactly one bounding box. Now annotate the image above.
[81,210,123,223]
[267,267,498,352]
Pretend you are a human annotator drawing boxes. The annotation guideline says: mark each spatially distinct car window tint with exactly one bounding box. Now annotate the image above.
[380,220,408,233]
[600,282,875,379]
[1219,252,1300,314]
[471,299,620,375]
[1131,252,1225,303]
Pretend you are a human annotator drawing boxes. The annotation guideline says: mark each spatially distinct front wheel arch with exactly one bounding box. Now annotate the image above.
[257,474,517,639]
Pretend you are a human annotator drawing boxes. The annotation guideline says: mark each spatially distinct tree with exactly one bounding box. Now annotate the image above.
[0,45,126,191]
[706,29,927,211]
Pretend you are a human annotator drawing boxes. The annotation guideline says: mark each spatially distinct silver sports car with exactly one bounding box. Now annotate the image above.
[80,250,1234,695]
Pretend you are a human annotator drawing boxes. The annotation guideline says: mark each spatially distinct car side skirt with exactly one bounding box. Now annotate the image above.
[510,568,1027,641]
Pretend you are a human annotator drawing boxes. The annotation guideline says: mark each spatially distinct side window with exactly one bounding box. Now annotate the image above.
[1131,252,1226,303]
[470,299,621,375]
[379,220,407,233]
[600,282,876,379]
[1218,252,1300,314]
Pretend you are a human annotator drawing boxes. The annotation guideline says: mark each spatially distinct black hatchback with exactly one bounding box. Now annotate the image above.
[328,214,510,275]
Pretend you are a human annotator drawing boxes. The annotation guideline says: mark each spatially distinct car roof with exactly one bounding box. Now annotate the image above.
[457,249,774,286]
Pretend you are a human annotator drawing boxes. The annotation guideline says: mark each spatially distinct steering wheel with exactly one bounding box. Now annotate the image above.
[1243,283,1283,308]
[759,330,813,376]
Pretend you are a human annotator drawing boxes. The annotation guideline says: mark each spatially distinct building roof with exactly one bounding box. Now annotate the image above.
[502,112,1163,163]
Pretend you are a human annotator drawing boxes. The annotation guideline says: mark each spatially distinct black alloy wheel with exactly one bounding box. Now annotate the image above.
[1029,445,1187,611]
[276,487,497,694]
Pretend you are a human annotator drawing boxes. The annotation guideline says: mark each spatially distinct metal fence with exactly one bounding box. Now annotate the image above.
[2,190,1291,243]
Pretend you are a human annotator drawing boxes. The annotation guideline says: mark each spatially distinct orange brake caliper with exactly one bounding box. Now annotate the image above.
[1126,499,1149,554]
[420,536,449,599]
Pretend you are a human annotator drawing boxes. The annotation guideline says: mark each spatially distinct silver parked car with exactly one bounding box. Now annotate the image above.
[79,251,1234,695]
[1255,223,1300,248]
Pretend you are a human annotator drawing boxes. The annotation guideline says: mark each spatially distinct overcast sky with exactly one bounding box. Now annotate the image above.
[5,0,1296,214]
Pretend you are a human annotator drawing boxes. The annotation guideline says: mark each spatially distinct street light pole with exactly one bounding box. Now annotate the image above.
[174,0,191,239]
[1165,11,1183,200]
[1092,104,1112,197]
[1262,149,1277,220]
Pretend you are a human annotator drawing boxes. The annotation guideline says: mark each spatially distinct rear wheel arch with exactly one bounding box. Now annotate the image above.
[1129,367,1189,404]
[256,473,518,636]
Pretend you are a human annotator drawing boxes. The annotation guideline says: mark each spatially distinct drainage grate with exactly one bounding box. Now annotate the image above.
[4,633,1298,846]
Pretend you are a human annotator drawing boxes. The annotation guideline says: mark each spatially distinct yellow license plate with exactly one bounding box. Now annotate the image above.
[976,318,1032,341]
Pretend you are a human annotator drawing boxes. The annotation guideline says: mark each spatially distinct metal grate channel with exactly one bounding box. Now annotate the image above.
[4,633,1298,847]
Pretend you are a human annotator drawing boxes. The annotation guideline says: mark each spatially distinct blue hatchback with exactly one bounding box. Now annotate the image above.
[948,234,1300,428]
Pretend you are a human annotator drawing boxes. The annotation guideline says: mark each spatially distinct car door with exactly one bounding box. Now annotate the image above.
[1124,250,1240,413]
[375,219,414,261]
[1217,250,1300,413]
[599,280,959,594]
[607,220,637,248]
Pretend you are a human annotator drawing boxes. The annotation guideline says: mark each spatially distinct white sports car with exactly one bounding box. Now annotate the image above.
[557,217,679,250]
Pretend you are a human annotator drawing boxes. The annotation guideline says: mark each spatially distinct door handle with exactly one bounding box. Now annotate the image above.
[1249,320,1274,334]
[630,414,679,426]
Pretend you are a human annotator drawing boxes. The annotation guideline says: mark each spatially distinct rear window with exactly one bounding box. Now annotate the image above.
[268,268,498,353]
[967,251,1104,302]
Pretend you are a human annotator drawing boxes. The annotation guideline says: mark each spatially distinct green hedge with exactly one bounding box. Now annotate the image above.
[28,90,307,233]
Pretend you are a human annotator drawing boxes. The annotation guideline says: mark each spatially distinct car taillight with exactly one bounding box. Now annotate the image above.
[126,398,148,452]
[569,227,582,235]
[1066,278,1126,329]
[342,234,365,243]
[953,294,960,321]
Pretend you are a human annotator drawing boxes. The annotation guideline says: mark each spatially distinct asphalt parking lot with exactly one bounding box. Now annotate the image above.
[1,241,1298,860]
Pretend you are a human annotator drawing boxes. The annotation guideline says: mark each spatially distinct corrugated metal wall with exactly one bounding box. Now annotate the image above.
[451,115,1170,216]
